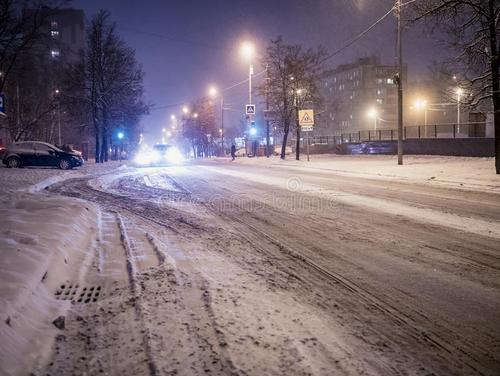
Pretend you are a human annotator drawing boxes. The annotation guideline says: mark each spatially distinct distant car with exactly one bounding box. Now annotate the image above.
[134,144,184,166]
[1,141,84,169]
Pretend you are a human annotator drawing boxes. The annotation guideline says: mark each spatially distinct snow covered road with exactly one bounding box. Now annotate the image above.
[2,157,499,375]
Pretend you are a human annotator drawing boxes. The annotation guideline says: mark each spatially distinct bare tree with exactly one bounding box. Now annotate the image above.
[182,97,216,158]
[0,0,65,143]
[85,11,147,162]
[260,37,326,159]
[411,0,500,173]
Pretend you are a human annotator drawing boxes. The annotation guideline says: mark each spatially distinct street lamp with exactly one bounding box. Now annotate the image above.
[208,85,226,157]
[182,106,189,115]
[117,131,124,161]
[366,107,378,131]
[456,87,464,133]
[170,114,176,120]
[240,40,255,103]
[54,89,61,145]
[413,98,428,136]
[208,86,217,98]
[240,41,255,138]
[193,113,198,119]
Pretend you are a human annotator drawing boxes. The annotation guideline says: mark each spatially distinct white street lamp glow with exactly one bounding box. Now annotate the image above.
[162,128,166,133]
[182,106,189,115]
[456,87,464,96]
[170,114,176,120]
[193,113,198,118]
[208,86,217,97]
[366,107,377,119]
[414,99,427,110]
[240,41,255,61]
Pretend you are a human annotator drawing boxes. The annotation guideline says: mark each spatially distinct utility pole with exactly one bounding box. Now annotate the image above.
[295,91,300,161]
[220,95,224,156]
[265,64,270,158]
[396,0,404,165]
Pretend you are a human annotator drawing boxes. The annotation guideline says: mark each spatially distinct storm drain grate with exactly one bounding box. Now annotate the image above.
[55,284,102,304]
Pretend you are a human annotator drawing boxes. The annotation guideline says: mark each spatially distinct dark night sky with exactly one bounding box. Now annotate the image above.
[71,0,447,139]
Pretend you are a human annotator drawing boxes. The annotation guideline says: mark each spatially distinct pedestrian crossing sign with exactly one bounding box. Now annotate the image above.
[299,109,314,127]
[246,104,256,115]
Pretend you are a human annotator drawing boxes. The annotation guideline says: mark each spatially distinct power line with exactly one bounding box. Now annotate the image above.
[318,2,396,65]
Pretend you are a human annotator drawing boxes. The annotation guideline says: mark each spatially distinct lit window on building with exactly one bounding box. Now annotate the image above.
[387,78,394,84]
[376,98,384,105]
[51,30,59,38]
[377,78,383,84]
[51,21,58,29]
[51,50,60,58]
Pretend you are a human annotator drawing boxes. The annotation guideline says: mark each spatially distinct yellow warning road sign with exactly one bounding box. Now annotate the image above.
[299,109,314,127]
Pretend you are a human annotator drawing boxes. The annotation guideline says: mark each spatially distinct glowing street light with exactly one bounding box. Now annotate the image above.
[208,85,226,156]
[162,128,166,133]
[366,107,378,131]
[193,113,198,119]
[413,98,428,128]
[240,41,255,62]
[208,86,217,98]
[182,106,189,115]
[170,114,176,120]
[117,131,124,140]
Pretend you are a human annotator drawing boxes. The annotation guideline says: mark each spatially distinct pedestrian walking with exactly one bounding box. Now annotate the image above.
[230,144,236,161]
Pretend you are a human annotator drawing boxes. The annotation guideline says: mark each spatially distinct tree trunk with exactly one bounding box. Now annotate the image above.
[101,106,109,162]
[295,105,300,161]
[281,120,289,160]
[488,0,500,174]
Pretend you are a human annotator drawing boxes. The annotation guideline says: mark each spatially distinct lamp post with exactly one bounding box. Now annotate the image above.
[456,87,463,134]
[55,89,61,146]
[117,131,124,161]
[208,86,225,156]
[241,41,255,156]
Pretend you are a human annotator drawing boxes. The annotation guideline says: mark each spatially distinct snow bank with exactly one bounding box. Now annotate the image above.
[227,155,500,194]
[0,193,97,375]
[0,160,125,193]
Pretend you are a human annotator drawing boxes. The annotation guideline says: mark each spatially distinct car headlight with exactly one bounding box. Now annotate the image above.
[165,147,184,164]
[135,150,160,165]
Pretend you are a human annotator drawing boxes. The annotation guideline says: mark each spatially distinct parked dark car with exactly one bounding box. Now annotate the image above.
[1,141,84,169]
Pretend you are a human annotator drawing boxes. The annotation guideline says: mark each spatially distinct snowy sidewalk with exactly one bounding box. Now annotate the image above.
[0,161,124,374]
[221,154,500,194]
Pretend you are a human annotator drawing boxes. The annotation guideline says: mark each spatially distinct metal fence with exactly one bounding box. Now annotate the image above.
[298,122,489,146]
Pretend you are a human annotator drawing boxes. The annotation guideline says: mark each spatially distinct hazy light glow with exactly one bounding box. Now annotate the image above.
[182,106,189,114]
[208,86,217,97]
[193,113,198,118]
[240,41,255,61]
[456,87,464,96]
[170,114,176,120]
[249,127,257,136]
[366,107,377,119]
[414,99,427,110]
[117,131,124,140]
[165,146,184,164]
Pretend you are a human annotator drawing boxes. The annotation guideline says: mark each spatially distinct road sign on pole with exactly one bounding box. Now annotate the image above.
[246,104,256,115]
[299,109,314,130]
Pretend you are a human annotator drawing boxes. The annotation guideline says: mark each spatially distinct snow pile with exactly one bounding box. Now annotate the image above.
[230,155,500,193]
[0,160,126,193]
[0,193,97,375]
